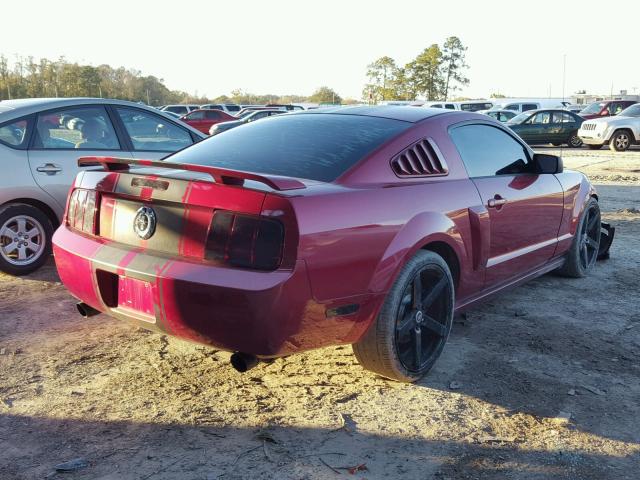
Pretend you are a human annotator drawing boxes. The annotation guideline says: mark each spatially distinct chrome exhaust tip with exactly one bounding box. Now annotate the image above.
[230,352,259,372]
[76,302,100,318]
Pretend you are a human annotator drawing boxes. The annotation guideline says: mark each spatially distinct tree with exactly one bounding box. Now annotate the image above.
[441,36,469,100]
[490,92,507,98]
[363,56,398,103]
[406,44,444,101]
[309,86,342,104]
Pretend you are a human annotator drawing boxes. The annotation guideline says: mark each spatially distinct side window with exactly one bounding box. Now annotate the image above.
[450,124,530,177]
[34,107,119,150]
[553,112,574,123]
[205,110,221,119]
[431,104,442,108]
[445,104,456,109]
[530,112,551,124]
[187,111,205,120]
[505,104,519,111]
[116,107,193,152]
[0,118,30,148]
[522,103,538,112]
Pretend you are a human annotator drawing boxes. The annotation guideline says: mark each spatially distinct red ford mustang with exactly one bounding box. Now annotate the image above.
[52,107,611,382]
[179,109,236,134]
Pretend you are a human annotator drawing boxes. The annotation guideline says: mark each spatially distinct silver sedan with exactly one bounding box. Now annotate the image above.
[0,97,206,275]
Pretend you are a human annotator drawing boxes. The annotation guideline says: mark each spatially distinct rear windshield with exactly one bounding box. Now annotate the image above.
[168,113,411,182]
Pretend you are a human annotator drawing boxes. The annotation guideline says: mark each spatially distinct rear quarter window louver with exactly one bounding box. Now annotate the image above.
[391,138,449,177]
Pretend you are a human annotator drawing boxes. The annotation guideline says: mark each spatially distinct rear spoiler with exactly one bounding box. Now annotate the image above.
[77,156,306,191]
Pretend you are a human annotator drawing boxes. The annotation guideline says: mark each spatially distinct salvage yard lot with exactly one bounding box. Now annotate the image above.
[1,148,639,479]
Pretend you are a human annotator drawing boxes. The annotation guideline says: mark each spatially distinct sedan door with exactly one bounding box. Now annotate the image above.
[113,106,196,160]
[27,105,133,211]
[450,123,564,288]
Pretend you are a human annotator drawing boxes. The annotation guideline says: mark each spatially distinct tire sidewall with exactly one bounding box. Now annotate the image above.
[567,198,601,277]
[0,204,54,276]
[610,131,631,152]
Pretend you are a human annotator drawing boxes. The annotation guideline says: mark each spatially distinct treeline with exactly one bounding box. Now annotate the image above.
[363,36,470,103]
[0,55,348,106]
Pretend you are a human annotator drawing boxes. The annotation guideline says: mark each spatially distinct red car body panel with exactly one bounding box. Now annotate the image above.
[180,109,236,134]
[53,110,596,358]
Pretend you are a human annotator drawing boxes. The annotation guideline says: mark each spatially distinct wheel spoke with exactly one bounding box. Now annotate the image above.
[580,244,588,267]
[17,245,27,260]
[25,227,40,238]
[421,275,447,310]
[26,240,40,252]
[587,211,599,230]
[3,241,18,254]
[421,314,447,337]
[586,237,598,249]
[396,311,416,337]
[414,327,422,368]
[0,225,17,238]
[412,273,422,309]
[16,218,26,233]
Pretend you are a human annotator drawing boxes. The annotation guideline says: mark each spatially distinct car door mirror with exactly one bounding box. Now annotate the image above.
[533,153,563,174]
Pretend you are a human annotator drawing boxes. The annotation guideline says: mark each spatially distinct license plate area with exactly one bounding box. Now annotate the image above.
[117,276,156,322]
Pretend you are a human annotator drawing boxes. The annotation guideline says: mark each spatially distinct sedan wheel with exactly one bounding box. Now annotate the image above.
[609,130,632,152]
[568,133,583,148]
[353,250,454,382]
[0,204,53,276]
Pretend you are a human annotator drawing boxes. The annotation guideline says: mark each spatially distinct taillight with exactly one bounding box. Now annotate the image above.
[67,189,98,235]
[205,211,284,270]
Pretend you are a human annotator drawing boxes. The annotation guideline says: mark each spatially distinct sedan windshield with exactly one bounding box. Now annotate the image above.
[168,113,411,182]
[580,102,605,115]
[618,104,640,117]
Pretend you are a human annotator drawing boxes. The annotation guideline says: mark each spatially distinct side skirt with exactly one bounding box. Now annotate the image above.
[455,256,566,313]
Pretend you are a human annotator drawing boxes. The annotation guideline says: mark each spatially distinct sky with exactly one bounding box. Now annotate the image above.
[1,0,639,101]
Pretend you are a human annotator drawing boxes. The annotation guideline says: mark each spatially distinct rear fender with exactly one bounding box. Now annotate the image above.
[368,211,467,293]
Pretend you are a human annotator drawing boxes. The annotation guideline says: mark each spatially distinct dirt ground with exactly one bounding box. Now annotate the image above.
[1,147,639,480]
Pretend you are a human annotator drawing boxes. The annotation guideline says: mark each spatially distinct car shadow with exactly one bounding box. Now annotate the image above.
[1,413,636,479]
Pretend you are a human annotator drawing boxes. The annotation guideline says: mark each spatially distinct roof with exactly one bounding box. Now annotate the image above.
[299,105,449,123]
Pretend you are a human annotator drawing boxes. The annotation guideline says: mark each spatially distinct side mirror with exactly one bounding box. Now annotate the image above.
[533,153,563,174]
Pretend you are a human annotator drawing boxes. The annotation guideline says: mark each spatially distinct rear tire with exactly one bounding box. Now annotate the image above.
[353,250,454,382]
[556,198,600,278]
[568,132,583,148]
[609,130,633,152]
[0,204,53,276]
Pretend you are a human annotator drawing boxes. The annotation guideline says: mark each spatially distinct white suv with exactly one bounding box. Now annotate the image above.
[578,103,640,151]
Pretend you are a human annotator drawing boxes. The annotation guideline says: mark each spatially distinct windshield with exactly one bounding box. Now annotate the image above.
[168,113,411,182]
[618,104,640,117]
[507,112,531,124]
[580,102,605,115]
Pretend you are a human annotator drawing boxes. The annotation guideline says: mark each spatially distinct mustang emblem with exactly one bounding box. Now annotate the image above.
[133,206,156,240]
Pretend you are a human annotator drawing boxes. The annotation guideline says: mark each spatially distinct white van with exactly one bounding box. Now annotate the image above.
[423,100,494,112]
[487,99,565,114]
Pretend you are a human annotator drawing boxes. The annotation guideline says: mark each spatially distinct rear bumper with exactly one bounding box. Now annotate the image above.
[52,226,380,356]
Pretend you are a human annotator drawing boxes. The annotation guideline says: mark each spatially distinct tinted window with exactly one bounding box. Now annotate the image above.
[205,110,222,119]
[34,106,119,150]
[186,111,205,120]
[226,105,241,112]
[0,118,29,148]
[116,107,192,152]
[445,104,456,109]
[552,112,575,123]
[505,104,519,111]
[460,102,493,112]
[522,103,538,112]
[529,112,551,124]
[168,113,410,182]
[450,124,530,177]
[165,106,189,115]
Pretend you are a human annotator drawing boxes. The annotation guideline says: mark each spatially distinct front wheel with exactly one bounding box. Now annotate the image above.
[353,250,454,382]
[609,130,633,152]
[556,198,601,278]
[0,204,53,276]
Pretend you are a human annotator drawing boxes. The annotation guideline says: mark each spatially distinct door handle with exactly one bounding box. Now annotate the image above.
[36,163,62,175]
[487,195,508,208]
